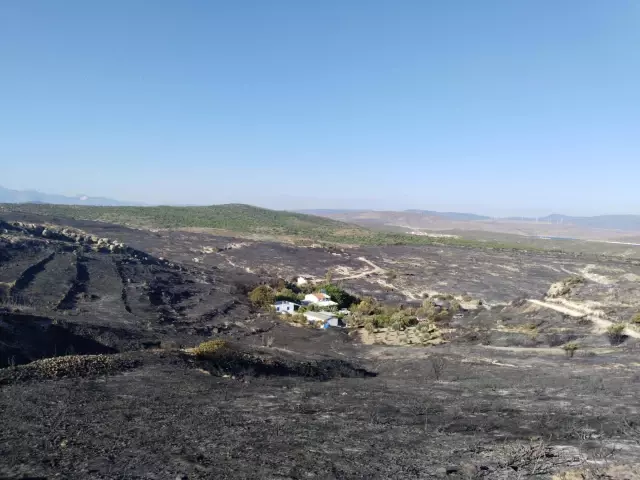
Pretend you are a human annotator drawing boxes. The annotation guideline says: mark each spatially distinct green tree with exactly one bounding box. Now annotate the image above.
[275,288,297,303]
[249,285,275,308]
[320,283,359,309]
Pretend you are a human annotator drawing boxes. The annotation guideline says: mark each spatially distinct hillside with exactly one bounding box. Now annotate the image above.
[0,203,365,237]
[0,203,535,250]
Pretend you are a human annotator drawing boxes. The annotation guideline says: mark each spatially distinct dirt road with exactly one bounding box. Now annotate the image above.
[527,299,640,339]
[333,256,385,281]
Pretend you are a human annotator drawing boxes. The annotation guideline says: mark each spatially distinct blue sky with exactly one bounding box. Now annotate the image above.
[1,1,639,216]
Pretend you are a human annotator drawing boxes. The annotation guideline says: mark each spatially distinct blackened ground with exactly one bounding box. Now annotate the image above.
[0,222,260,367]
[4,214,640,478]
[0,311,116,367]
[3,345,640,479]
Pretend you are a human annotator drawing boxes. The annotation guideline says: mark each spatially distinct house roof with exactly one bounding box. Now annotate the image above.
[311,292,330,300]
[303,311,337,322]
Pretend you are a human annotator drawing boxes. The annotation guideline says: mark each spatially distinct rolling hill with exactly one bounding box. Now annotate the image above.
[0,203,529,250]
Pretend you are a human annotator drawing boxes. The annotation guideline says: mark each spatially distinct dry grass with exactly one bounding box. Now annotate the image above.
[356,323,444,346]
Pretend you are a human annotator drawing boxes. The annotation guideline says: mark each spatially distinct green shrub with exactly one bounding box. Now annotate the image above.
[355,297,380,315]
[290,313,308,325]
[193,339,228,358]
[433,294,455,301]
[631,313,640,324]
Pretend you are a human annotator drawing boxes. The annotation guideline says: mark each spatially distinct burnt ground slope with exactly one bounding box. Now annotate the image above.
[3,344,640,479]
[3,215,640,478]
[0,218,261,368]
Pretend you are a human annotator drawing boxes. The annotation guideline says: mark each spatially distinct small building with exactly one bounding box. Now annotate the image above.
[273,301,299,314]
[303,311,344,328]
[296,276,311,286]
[303,292,332,304]
[322,318,345,329]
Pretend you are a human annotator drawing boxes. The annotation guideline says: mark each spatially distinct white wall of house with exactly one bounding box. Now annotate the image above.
[315,300,338,308]
[274,301,296,313]
[304,294,319,304]
[304,293,331,304]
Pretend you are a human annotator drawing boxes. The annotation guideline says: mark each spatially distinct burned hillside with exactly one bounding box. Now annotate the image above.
[0,220,258,367]
[3,214,640,479]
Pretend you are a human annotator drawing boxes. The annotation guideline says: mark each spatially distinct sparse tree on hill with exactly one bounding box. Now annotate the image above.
[325,268,335,283]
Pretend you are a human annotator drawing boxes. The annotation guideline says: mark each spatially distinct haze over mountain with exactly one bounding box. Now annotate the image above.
[0,185,141,206]
[300,209,640,234]
[3,184,640,233]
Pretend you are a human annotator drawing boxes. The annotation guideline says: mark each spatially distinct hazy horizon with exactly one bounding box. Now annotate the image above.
[2,1,639,216]
[3,184,639,219]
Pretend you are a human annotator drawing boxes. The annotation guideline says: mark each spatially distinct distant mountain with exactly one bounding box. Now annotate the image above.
[0,186,142,206]
[299,209,491,221]
[537,214,640,232]
[297,209,368,216]
[404,209,492,221]
[304,208,640,234]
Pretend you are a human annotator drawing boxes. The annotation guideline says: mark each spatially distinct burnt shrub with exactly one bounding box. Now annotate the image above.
[563,342,579,358]
[546,333,578,347]
[607,323,627,346]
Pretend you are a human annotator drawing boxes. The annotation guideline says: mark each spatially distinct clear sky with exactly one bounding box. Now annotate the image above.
[1,1,639,216]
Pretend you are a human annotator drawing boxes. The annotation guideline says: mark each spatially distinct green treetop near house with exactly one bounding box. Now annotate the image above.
[0,202,547,251]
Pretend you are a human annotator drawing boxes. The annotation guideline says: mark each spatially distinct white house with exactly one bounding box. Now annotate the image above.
[303,292,339,309]
[296,276,310,286]
[303,292,331,304]
[303,311,344,328]
[273,301,299,314]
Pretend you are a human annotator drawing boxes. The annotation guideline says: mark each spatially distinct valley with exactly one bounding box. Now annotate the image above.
[2,206,640,479]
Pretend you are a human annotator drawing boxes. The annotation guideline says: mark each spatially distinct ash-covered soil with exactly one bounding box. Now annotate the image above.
[0,218,261,368]
[3,213,640,479]
[4,343,640,479]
